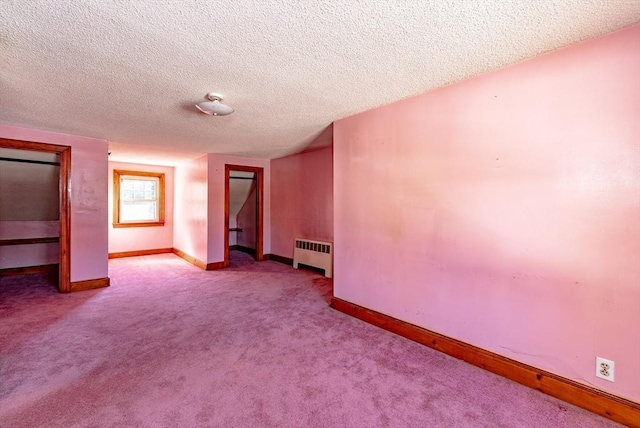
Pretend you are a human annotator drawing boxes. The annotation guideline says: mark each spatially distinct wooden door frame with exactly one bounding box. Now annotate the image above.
[224,164,264,267]
[0,138,71,293]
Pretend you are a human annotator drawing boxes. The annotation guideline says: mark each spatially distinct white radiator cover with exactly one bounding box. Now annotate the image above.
[293,238,333,278]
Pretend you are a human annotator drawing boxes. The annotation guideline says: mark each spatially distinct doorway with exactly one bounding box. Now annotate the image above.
[224,164,264,267]
[0,138,71,292]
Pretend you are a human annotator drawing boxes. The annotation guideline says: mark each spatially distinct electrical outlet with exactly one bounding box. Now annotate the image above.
[595,357,615,382]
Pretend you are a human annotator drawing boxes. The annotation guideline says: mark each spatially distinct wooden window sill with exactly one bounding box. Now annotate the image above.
[112,222,165,228]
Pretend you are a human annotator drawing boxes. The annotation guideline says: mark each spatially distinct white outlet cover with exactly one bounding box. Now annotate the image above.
[595,357,615,382]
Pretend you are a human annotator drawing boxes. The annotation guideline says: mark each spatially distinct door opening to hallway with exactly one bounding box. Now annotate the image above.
[224,164,264,267]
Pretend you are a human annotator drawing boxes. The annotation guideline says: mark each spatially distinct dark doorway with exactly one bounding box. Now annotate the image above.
[224,165,264,267]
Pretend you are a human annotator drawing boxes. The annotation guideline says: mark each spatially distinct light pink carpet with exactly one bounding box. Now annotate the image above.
[0,252,622,427]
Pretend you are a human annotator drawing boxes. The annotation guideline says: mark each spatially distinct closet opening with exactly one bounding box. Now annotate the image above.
[0,138,71,292]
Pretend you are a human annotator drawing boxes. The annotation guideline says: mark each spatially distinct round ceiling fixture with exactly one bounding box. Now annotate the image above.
[195,92,234,116]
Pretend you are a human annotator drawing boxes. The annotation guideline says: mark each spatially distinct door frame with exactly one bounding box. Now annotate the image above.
[0,138,72,293]
[224,164,264,267]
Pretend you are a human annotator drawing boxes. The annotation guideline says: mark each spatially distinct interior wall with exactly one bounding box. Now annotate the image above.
[173,155,209,263]
[236,181,257,250]
[333,24,640,401]
[270,145,333,259]
[0,124,109,282]
[108,161,174,253]
[207,154,271,264]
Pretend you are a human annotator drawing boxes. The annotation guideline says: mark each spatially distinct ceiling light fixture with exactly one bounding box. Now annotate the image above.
[195,92,234,116]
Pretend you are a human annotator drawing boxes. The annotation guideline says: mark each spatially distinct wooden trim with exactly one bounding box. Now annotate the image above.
[229,245,238,251]
[0,138,72,294]
[112,221,165,228]
[58,146,71,293]
[256,168,264,262]
[0,138,69,153]
[68,277,110,292]
[108,248,173,259]
[224,164,264,268]
[205,261,225,270]
[330,297,640,427]
[265,254,294,266]
[224,166,230,268]
[172,248,225,271]
[113,169,165,228]
[0,237,59,246]
[172,248,207,270]
[0,264,58,277]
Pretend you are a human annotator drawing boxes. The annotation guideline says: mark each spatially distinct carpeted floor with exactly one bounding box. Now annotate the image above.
[0,252,622,427]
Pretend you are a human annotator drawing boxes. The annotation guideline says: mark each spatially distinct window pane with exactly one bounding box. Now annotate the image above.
[121,201,158,222]
[121,178,158,201]
[121,180,133,192]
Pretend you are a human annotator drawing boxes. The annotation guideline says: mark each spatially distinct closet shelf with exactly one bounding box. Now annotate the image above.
[0,237,60,246]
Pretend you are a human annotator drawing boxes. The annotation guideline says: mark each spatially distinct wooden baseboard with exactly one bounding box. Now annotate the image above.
[108,248,173,259]
[205,261,225,270]
[229,245,238,251]
[330,297,640,427]
[172,248,224,271]
[265,254,294,266]
[68,277,110,292]
[172,248,207,269]
[0,264,58,277]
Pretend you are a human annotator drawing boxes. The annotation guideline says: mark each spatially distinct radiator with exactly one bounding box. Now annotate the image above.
[293,238,333,278]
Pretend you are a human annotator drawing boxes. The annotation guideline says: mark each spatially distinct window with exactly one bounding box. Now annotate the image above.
[113,170,165,228]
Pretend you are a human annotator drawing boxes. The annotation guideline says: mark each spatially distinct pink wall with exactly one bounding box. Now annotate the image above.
[236,181,257,249]
[207,155,271,264]
[333,25,640,401]
[271,146,333,259]
[108,161,174,253]
[0,124,109,282]
[173,155,209,263]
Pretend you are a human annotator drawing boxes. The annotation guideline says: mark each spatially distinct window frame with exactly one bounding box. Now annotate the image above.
[113,169,165,228]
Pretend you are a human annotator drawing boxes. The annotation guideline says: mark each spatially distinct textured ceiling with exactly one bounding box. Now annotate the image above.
[1,1,639,165]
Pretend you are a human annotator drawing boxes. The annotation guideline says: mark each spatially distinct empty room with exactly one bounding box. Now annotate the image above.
[1,2,639,427]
